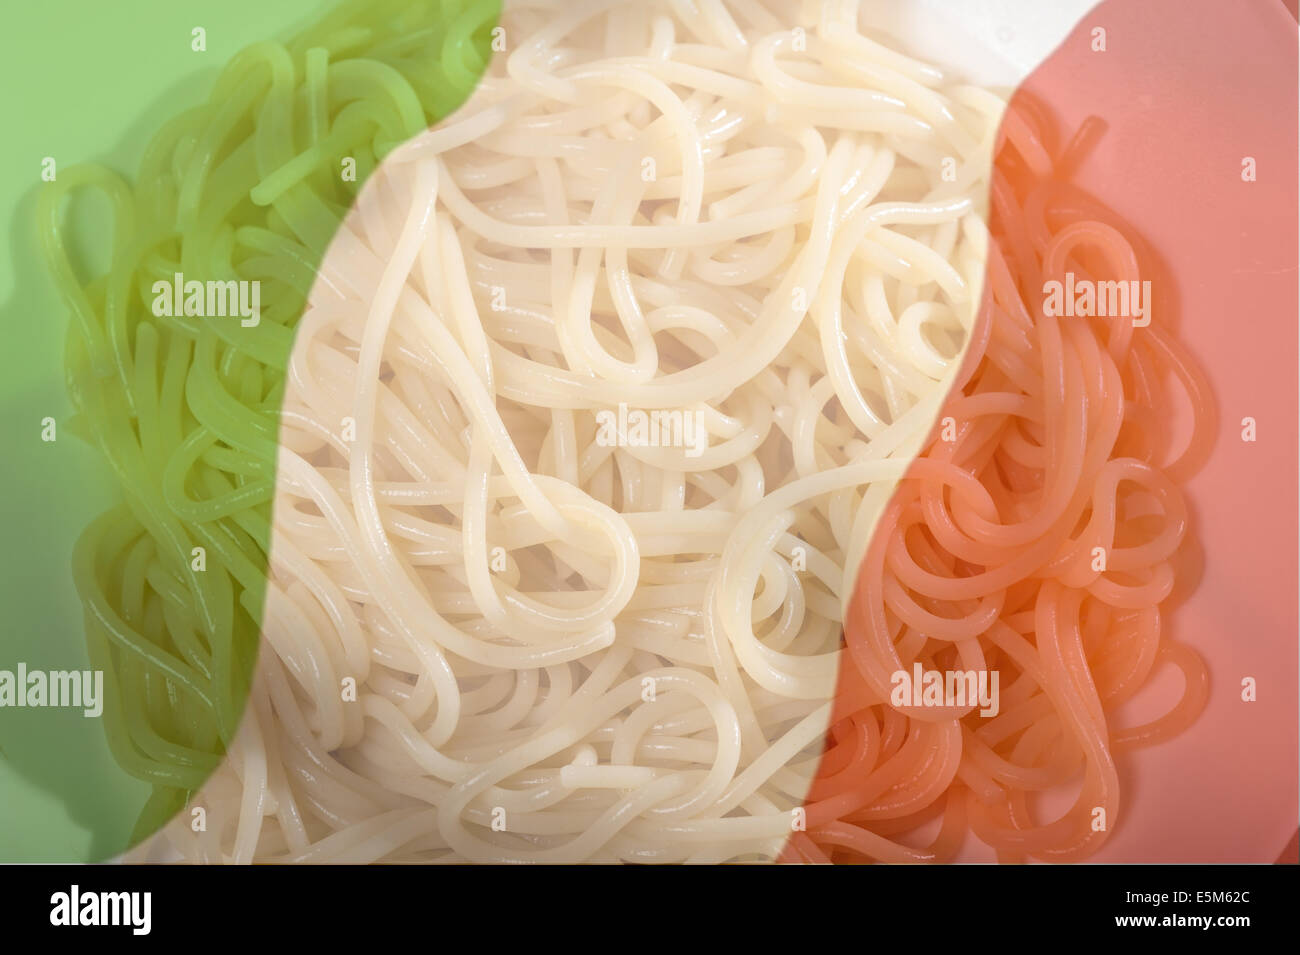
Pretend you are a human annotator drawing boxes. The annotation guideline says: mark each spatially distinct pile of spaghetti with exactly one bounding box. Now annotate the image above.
[54,0,1215,864]
[39,0,499,850]
[155,0,1004,863]
[786,94,1214,864]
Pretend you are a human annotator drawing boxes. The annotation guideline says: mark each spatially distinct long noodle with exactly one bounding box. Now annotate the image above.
[797,92,1213,864]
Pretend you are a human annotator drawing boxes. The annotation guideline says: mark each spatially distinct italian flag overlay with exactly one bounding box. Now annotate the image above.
[1,0,1295,863]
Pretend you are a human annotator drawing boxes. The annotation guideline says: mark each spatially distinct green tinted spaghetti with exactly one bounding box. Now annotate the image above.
[38,0,498,852]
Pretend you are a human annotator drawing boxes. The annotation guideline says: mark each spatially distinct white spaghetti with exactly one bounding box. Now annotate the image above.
[157,0,1005,863]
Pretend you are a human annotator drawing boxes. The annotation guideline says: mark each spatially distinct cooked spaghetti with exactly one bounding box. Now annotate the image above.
[77,0,1212,865]
[153,0,1005,863]
[786,95,1213,864]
